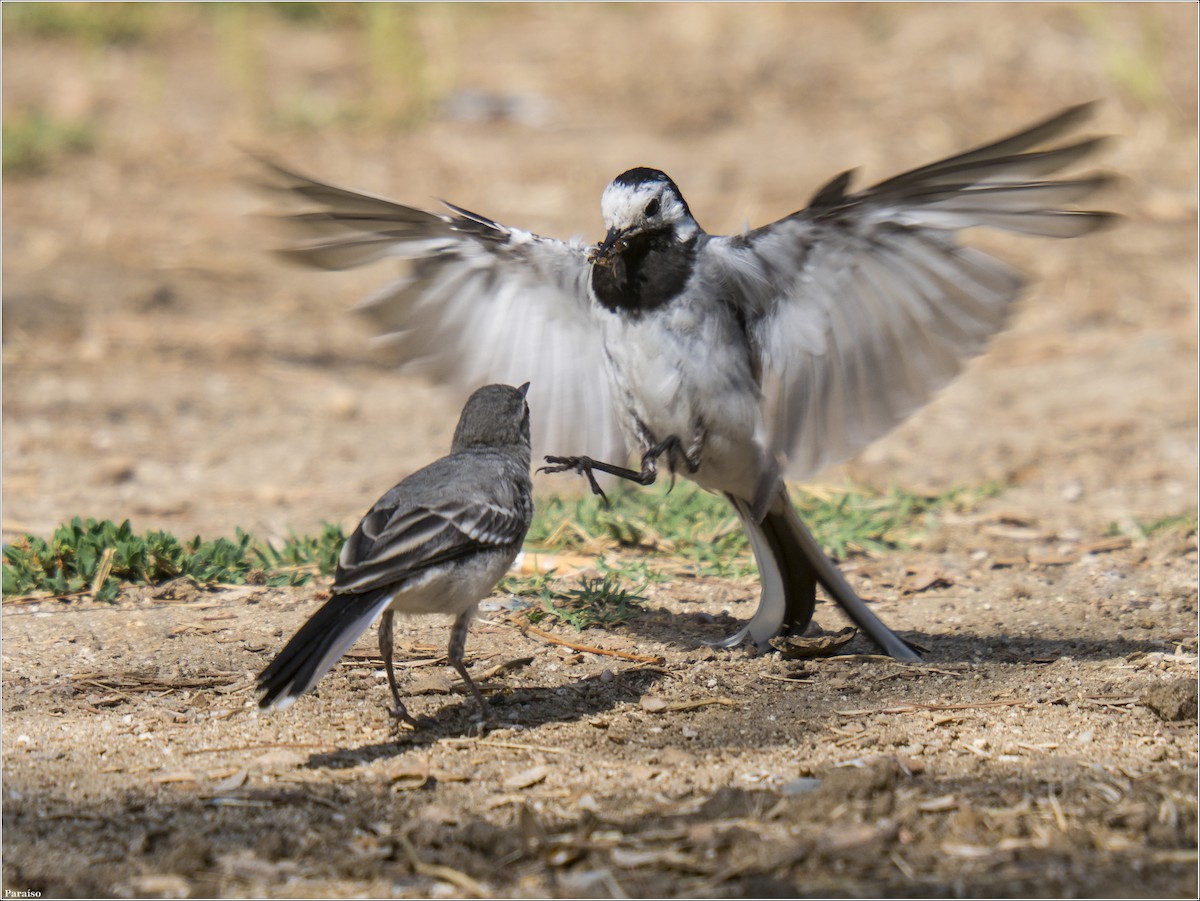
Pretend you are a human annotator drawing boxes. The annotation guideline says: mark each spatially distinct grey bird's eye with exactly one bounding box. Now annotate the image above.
[644,198,661,217]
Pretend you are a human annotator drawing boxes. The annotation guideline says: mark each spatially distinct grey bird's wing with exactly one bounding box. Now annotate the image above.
[258,160,626,466]
[334,468,531,597]
[700,102,1115,483]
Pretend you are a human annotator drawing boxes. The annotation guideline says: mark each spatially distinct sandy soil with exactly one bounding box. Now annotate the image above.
[3,4,1197,898]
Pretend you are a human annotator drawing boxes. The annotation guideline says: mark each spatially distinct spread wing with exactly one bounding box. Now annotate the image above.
[702,102,1115,480]
[258,159,627,466]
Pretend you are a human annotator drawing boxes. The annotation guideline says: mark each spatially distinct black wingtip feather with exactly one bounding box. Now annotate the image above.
[809,169,857,209]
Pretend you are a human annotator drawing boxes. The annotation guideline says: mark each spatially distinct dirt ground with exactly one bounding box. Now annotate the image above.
[3,4,1198,898]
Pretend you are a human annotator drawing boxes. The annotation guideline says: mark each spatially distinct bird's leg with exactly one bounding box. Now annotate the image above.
[537,455,636,505]
[683,423,706,472]
[448,610,492,727]
[540,423,706,504]
[379,610,423,729]
[655,424,706,494]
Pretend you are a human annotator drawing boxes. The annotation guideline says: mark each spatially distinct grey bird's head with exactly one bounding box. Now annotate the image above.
[591,168,698,265]
[451,382,532,457]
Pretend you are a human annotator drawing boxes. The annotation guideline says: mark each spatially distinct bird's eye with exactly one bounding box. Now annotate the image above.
[645,198,661,217]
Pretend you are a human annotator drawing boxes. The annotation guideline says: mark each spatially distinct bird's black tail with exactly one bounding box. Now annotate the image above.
[257,588,394,710]
[760,501,818,636]
[719,489,921,661]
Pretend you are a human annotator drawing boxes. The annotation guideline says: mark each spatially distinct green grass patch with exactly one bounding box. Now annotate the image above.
[1109,514,1199,540]
[527,480,1002,576]
[522,573,648,632]
[3,517,344,602]
[794,482,1003,559]
[3,2,158,45]
[4,482,1000,603]
[3,110,96,176]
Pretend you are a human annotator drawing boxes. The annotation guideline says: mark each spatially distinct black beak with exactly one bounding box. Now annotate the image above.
[588,227,627,265]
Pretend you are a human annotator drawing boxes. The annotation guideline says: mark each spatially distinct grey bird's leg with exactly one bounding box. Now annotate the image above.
[447,609,491,724]
[379,609,423,729]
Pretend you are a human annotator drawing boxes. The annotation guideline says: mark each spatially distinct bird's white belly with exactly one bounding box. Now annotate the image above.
[388,550,515,616]
[598,302,766,499]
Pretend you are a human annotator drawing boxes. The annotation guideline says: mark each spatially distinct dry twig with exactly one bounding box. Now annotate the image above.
[521,623,664,663]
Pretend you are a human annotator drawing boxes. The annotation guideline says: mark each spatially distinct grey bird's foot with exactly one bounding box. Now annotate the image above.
[466,708,499,737]
[387,702,428,730]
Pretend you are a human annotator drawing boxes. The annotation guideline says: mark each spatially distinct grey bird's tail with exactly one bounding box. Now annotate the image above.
[257,588,394,710]
[719,490,920,660]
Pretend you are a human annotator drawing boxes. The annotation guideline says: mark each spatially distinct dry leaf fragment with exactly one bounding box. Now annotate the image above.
[503,764,549,791]
[817,820,897,856]
[770,627,858,659]
[905,568,953,592]
[477,657,535,680]
[254,748,305,773]
[625,764,661,782]
[609,846,696,869]
[1079,536,1132,555]
[941,841,994,859]
[517,551,593,576]
[916,794,957,812]
[114,873,192,899]
[210,768,249,794]
[150,770,198,784]
[983,523,1045,541]
[378,760,430,789]
[639,696,736,714]
[1027,548,1079,566]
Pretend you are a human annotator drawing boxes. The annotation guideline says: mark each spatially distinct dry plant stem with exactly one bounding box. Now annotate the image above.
[520,621,665,663]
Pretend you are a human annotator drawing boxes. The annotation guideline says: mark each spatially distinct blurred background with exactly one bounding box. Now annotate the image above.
[3,2,1197,545]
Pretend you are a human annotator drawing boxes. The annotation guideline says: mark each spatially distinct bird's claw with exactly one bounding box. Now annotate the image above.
[538,455,610,507]
[387,704,428,730]
[468,714,499,737]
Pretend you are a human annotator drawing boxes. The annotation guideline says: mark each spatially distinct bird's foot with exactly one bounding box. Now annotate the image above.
[387,703,431,731]
[466,713,500,738]
[539,455,611,506]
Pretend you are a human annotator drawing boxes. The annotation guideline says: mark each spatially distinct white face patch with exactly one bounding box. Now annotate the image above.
[600,178,693,236]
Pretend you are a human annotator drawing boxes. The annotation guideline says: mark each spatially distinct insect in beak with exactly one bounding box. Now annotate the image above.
[588,227,628,265]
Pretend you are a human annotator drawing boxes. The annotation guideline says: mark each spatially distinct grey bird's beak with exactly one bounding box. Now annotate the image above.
[588,227,628,266]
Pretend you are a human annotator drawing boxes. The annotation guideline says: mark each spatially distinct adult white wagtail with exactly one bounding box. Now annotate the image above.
[259,104,1112,660]
[257,382,534,725]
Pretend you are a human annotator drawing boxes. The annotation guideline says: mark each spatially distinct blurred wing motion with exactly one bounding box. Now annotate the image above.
[257,159,627,466]
[703,102,1115,480]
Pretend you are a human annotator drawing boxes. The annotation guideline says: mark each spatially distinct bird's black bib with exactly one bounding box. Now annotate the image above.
[591,233,698,317]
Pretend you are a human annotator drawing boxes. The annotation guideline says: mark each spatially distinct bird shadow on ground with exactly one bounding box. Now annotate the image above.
[618,602,1175,665]
[303,665,665,770]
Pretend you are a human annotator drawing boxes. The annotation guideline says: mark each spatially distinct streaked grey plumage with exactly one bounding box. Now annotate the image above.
[257,383,533,725]
[259,104,1112,657]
